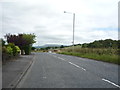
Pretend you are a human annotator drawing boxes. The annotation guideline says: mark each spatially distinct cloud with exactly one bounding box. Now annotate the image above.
[0,0,119,46]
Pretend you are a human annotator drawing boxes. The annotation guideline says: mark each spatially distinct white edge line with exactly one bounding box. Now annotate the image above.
[102,78,120,88]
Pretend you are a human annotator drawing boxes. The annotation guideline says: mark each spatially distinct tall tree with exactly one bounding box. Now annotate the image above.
[22,34,36,55]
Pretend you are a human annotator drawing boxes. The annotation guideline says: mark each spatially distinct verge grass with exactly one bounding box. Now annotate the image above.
[59,47,119,65]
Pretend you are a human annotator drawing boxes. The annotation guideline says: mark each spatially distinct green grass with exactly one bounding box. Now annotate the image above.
[59,51,119,65]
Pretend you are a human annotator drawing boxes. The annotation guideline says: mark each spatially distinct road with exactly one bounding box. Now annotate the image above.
[17,52,119,88]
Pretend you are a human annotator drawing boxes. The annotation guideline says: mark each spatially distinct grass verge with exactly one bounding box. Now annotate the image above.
[59,52,119,65]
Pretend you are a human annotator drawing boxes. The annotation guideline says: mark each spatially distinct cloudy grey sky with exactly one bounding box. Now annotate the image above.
[0,0,119,46]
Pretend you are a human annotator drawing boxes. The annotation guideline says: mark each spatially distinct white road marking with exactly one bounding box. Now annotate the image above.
[50,54,66,61]
[52,53,56,54]
[51,54,86,71]
[69,62,86,71]
[43,77,47,79]
[52,55,57,58]
[57,57,66,61]
[102,78,120,88]
[54,56,57,57]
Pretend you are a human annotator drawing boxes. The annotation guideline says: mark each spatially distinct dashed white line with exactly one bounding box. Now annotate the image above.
[43,77,47,79]
[50,54,66,61]
[51,54,86,71]
[102,78,120,88]
[69,62,86,71]
[57,57,66,61]
[47,53,119,88]
[53,56,57,58]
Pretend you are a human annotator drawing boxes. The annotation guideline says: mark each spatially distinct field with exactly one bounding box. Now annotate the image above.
[59,46,119,65]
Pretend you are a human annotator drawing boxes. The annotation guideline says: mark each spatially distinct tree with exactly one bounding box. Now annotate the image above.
[31,47,36,50]
[82,43,89,48]
[5,34,24,54]
[22,34,36,55]
[82,39,118,48]
[60,45,64,48]
[5,33,36,55]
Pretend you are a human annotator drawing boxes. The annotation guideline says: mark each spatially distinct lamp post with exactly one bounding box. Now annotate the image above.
[64,11,75,53]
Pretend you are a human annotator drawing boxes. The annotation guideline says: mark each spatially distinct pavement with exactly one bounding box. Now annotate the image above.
[16,52,119,88]
[2,53,35,88]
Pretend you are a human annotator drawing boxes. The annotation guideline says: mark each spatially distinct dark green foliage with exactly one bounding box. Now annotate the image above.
[1,37,21,62]
[31,47,36,50]
[82,43,89,48]
[40,48,45,50]
[82,39,118,48]
[60,45,64,48]
[5,33,36,55]
[118,40,120,49]
[59,39,119,65]
[2,42,21,62]
[45,47,51,50]
[23,34,36,45]
[23,45,32,55]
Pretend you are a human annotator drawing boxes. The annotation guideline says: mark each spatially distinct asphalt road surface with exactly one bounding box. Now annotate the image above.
[17,52,119,88]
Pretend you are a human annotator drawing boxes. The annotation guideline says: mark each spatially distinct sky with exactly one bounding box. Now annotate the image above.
[0,0,119,46]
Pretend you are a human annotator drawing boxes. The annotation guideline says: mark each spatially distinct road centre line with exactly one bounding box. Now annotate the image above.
[68,62,86,71]
[57,57,66,61]
[53,55,57,58]
[102,78,120,88]
[49,54,66,61]
[50,54,86,71]
[48,53,119,88]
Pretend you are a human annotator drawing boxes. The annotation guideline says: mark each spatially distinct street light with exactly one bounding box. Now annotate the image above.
[64,11,75,53]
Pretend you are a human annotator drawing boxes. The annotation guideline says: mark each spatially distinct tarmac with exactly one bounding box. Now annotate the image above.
[2,53,35,89]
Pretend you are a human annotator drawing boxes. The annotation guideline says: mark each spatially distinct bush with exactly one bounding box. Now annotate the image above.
[6,46,13,56]
[3,43,21,56]
[2,43,21,62]
[7,43,20,56]
[7,43,17,56]
[15,46,20,54]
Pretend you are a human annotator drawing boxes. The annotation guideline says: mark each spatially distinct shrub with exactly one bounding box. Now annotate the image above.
[8,43,17,56]
[6,46,13,56]
[15,46,20,54]
[2,43,21,62]
[5,43,21,56]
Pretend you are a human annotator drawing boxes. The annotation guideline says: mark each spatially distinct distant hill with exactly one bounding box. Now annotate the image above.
[34,44,62,48]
